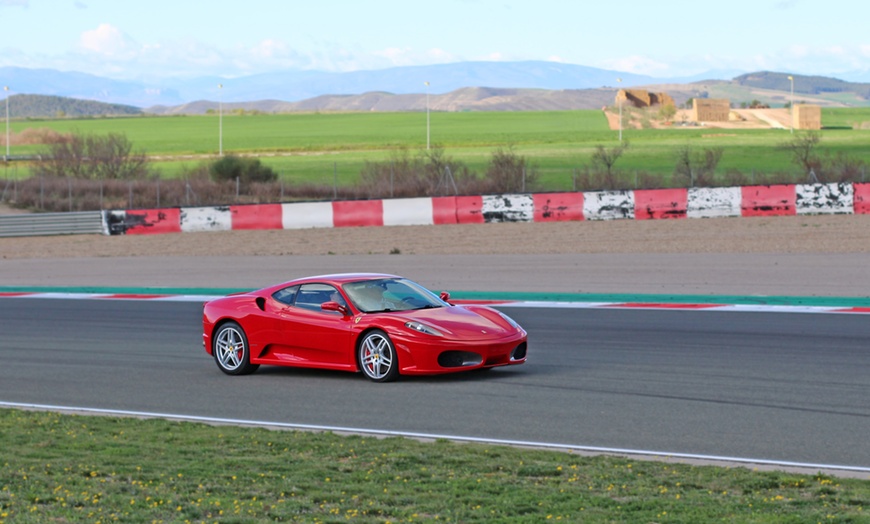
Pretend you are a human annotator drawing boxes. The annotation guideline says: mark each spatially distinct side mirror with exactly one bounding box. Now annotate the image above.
[321,301,350,316]
[439,291,451,303]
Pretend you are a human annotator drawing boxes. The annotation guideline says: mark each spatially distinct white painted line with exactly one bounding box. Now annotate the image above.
[497,301,613,309]
[497,301,863,315]
[1,401,868,476]
[149,295,224,302]
[14,292,107,300]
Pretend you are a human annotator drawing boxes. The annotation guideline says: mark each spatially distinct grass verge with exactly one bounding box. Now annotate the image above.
[0,409,867,523]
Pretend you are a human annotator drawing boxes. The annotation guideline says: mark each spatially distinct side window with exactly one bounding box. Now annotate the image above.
[295,283,346,313]
[272,285,299,306]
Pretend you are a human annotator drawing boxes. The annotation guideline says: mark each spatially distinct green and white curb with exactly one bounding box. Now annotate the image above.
[3,287,870,314]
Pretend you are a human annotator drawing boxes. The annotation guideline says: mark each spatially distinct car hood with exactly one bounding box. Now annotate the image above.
[397,305,518,340]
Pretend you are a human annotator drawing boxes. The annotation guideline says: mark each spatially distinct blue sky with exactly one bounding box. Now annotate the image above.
[1,0,868,81]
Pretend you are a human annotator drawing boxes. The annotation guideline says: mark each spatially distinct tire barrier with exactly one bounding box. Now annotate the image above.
[103,182,870,235]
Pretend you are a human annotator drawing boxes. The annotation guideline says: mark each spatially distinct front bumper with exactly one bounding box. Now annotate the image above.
[392,331,528,375]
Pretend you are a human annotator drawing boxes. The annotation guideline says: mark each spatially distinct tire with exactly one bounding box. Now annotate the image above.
[358,330,399,382]
[213,321,259,375]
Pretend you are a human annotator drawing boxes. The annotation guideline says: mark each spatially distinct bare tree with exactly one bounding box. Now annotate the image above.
[590,142,629,185]
[779,131,822,176]
[485,146,538,192]
[39,132,149,180]
[674,144,723,187]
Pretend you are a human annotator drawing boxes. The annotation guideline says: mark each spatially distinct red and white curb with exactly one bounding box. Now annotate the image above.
[2,292,869,314]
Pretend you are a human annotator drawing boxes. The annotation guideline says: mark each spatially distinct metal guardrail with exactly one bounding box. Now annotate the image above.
[0,211,105,237]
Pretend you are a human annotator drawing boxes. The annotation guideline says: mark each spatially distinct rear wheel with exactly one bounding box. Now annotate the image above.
[213,321,259,375]
[358,330,399,382]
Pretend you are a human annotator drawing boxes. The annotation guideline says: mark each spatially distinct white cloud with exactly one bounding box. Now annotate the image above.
[78,24,137,58]
[250,39,290,60]
[368,46,460,69]
[599,55,672,76]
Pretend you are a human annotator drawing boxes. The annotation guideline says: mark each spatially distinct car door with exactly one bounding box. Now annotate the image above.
[276,283,354,369]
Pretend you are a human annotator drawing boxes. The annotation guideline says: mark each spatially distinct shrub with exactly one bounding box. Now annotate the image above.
[485,146,538,193]
[208,155,277,186]
[358,146,477,198]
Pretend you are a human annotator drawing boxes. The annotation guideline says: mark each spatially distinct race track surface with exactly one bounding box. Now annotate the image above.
[3,298,868,471]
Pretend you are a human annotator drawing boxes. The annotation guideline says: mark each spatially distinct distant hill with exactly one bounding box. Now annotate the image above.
[735,71,870,100]
[145,87,654,115]
[4,94,142,118]
[0,66,180,107]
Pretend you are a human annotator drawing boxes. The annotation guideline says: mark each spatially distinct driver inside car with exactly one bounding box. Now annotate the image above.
[353,283,397,312]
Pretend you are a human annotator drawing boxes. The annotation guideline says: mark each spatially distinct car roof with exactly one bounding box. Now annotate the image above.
[274,273,400,289]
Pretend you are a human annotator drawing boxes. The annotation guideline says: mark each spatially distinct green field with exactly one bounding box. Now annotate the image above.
[1,409,867,523]
[4,109,870,190]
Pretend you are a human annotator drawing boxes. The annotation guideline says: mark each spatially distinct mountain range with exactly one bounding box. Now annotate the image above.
[2,62,869,116]
[1,61,744,108]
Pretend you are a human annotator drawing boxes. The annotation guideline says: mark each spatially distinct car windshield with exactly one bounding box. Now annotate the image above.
[343,278,448,313]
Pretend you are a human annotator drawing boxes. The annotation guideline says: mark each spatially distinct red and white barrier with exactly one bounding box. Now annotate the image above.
[855,183,870,214]
[687,187,741,218]
[104,182,870,235]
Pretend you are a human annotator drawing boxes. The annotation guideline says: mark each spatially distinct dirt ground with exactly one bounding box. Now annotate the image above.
[2,214,870,259]
[604,107,793,130]
[2,214,870,297]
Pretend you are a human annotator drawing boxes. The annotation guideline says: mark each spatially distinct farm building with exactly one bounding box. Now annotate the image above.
[615,89,675,108]
[793,104,821,130]
[691,99,730,122]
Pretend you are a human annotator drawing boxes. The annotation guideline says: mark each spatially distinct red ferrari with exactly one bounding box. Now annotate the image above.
[202,273,528,382]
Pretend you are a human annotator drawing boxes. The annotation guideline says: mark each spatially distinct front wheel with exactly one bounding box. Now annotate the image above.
[213,321,259,375]
[358,330,399,382]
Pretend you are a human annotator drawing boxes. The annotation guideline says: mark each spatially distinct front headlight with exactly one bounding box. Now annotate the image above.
[405,321,444,337]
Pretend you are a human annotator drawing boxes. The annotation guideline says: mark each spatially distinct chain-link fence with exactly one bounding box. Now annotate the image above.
[2,162,867,213]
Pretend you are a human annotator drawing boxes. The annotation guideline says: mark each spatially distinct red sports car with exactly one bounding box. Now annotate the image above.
[202,273,528,382]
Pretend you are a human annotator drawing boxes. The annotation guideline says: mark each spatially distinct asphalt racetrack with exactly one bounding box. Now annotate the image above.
[3,297,868,472]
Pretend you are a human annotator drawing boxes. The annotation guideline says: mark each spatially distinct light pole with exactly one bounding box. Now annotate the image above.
[788,75,794,134]
[616,78,623,142]
[3,86,9,160]
[218,83,223,155]
[424,81,430,150]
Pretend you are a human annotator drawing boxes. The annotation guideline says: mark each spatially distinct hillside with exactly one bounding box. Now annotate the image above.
[142,72,870,114]
[735,71,870,100]
[145,87,648,115]
[3,94,142,118]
